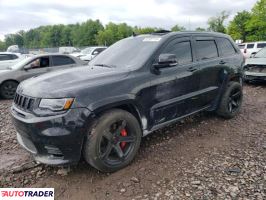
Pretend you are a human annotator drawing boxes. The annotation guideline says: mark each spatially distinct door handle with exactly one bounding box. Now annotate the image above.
[219,60,226,65]
[188,67,197,72]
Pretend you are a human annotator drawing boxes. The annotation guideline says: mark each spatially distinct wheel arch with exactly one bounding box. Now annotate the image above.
[91,100,146,132]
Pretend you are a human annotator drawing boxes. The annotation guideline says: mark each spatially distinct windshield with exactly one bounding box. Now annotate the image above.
[254,48,266,58]
[10,57,32,69]
[89,36,162,69]
[81,47,93,54]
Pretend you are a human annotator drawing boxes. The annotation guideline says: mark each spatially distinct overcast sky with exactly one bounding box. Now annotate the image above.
[0,0,257,40]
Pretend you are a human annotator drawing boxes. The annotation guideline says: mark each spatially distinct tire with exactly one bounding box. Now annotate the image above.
[83,109,142,172]
[0,81,18,99]
[216,82,243,119]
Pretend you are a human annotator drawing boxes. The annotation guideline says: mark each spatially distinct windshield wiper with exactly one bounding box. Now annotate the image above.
[94,64,115,68]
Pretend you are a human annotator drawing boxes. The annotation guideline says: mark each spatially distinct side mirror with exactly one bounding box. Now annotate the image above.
[24,64,32,70]
[153,54,178,70]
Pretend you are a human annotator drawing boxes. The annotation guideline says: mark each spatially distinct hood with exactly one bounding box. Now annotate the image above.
[245,57,266,66]
[19,66,130,98]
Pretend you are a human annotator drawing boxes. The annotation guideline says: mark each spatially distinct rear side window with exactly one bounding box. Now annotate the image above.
[52,56,75,66]
[247,44,254,49]
[162,41,192,64]
[257,43,266,48]
[195,40,218,60]
[217,38,236,56]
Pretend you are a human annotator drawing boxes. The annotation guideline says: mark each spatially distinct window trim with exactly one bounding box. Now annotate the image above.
[216,37,237,57]
[194,38,219,61]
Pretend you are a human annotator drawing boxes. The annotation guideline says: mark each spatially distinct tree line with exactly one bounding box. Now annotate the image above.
[0,0,265,51]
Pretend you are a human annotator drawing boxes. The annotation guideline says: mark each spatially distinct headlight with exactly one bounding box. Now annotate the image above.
[39,98,74,111]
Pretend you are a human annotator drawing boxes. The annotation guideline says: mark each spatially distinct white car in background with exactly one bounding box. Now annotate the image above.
[76,46,107,62]
[238,41,266,58]
[0,52,25,69]
[59,47,80,54]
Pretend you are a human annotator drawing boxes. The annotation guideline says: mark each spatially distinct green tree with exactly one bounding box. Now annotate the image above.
[246,0,266,41]
[195,27,206,32]
[207,11,229,33]
[171,25,186,31]
[0,40,6,51]
[227,11,251,41]
[96,22,133,46]
[133,26,158,34]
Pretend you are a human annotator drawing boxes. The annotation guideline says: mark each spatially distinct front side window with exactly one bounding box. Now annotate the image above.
[28,57,50,69]
[162,41,192,65]
[196,40,218,60]
[217,38,236,56]
[52,56,75,66]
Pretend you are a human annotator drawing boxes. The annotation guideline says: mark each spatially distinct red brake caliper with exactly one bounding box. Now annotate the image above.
[120,129,127,149]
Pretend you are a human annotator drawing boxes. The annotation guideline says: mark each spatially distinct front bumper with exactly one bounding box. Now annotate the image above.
[11,105,93,165]
[244,71,266,82]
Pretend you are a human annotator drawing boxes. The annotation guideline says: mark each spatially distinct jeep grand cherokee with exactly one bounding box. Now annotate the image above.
[11,31,244,172]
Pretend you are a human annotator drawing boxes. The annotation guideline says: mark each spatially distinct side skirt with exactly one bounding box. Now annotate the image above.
[142,105,211,137]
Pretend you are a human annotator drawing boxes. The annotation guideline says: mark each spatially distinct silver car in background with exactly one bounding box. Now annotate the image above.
[243,47,266,82]
[0,53,86,99]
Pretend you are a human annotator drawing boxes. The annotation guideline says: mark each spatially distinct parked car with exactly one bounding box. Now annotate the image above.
[243,47,266,82]
[11,31,244,172]
[59,47,80,54]
[0,52,26,69]
[238,41,266,58]
[0,54,85,99]
[78,46,107,61]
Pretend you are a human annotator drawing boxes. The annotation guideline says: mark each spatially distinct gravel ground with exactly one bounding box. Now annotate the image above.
[0,84,265,200]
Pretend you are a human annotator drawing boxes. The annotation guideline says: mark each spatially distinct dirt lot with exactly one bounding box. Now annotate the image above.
[0,84,265,200]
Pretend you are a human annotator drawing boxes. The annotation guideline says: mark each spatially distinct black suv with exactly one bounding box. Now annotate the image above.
[11,31,244,172]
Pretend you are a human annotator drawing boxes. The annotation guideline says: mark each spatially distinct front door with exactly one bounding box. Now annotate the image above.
[148,37,200,127]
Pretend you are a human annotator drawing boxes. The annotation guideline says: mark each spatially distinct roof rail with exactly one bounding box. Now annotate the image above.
[151,30,171,35]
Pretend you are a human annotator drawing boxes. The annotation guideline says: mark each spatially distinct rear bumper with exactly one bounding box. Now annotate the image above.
[11,105,93,165]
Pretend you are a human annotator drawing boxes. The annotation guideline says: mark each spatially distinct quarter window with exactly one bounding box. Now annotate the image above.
[217,38,236,56]
[196,40,218,60]
[52,56,75,66]
[162,41,192,65]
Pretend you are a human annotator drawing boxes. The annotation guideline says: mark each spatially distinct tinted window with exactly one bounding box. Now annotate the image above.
[0,54,17,61]
[0,54,10,61]
[247,44,254,49]
[162,41,192,64]
[257,43,266,48]
[52,56,75,66]
[196,40,218,60]
[217,38,236,56]
[238,44,245,49]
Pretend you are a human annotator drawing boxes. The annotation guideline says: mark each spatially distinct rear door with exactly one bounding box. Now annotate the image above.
[193,36,221,107]
[50,55,77,71]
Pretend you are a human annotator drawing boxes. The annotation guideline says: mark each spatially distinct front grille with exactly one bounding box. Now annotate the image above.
[14,93,35,112]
